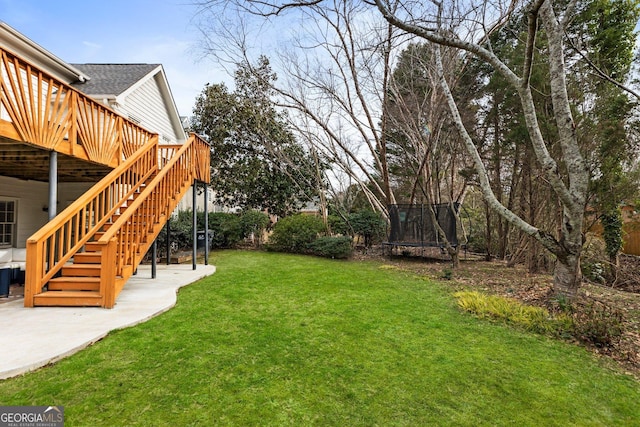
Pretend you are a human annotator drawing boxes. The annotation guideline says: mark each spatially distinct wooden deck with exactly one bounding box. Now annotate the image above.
[0,45,211,308]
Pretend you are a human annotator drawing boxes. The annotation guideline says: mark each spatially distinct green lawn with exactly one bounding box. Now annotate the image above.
[1,250,639,426]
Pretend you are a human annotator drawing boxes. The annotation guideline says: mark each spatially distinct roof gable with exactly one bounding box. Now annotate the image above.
[70,64,161,96]
[71,63,186,142]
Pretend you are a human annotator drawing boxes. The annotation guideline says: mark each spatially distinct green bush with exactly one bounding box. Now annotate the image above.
[268,214,324,253]
[240,210,270,247]
[155,210,197,256]
[309,236,353,259]
[155,210,264,253]
[349,210,387,248]
[207,212,243,249]
[327,214,350,235]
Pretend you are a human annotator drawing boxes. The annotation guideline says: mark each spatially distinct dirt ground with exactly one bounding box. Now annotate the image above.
[366,247,640,379]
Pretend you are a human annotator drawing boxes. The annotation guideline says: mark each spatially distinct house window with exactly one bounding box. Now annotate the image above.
[0,199,16,247]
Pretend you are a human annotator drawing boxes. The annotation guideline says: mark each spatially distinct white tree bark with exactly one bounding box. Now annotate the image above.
[375,0,588,299]
[198,0,590,299]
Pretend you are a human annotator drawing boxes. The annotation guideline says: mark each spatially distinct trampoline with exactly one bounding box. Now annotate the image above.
[384,203,461,255]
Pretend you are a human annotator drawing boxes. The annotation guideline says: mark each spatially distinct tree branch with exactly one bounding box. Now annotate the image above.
[566,34,640,102]
[522,0,545,87]
[433,42,562,255]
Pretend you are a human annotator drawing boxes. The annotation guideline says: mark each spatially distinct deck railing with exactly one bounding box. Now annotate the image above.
[0,47,153,166]
[24,138,159,306]
[2,45,212,307]
[96,133,210,307]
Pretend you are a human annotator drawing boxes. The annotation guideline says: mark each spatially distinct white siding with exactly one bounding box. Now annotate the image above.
[0,177,94,247]
[58,182,95,208]
[175,186,231,214]
[0,176,49,247]
[119,75,182,145]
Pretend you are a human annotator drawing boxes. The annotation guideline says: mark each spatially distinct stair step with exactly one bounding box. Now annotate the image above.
[62,264,102,277]
[33,291,103,307]
[122,197,160,207]
[106,214,158,223]
[48,277,100,291]
[73,252,102,264]
[84,242,102,252]
[107,213,151,223]
[92,231,148,243]
[85,239,147,252]
[102,221,154,232]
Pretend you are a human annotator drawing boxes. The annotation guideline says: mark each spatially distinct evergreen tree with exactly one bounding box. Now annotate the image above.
[191,57,318,217]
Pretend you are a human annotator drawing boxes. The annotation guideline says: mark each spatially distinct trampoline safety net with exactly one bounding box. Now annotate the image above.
[387,203,459,247]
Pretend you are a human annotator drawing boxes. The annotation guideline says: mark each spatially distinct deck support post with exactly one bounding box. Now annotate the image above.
[48,151,58,220]
[204,183,209,265]
[192,181,197,270]
[166,220,170,265]
[151,239,157,279]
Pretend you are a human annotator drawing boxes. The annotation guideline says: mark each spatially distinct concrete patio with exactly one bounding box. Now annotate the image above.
[0,264,216,380]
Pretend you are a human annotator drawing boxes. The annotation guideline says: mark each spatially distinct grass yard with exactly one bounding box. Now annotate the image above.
[1,250,639,426]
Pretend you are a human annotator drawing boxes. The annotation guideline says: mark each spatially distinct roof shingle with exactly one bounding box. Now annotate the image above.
[70,63,160,96]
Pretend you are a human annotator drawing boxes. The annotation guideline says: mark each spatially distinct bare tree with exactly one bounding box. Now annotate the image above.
[195,0,401,215]
[374,0,588,300]
[385,42,472,266]
[195,0,607,301]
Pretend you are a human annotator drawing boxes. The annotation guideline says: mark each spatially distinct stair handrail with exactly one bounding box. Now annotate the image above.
[24,136,159,307]
[96,134,210,307]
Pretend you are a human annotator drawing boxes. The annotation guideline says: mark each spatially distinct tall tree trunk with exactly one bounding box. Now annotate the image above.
[484,201,493,261]
[379,21,395,207]
[376,0,588,301]
[555,250,582,300]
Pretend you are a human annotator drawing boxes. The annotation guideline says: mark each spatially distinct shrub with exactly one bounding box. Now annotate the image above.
[309,236,353,259]
[240,210,270,247]
[454,291,573,336]
[154,210,246,253]
[154,210,197,256]
[268,214,325,253]
[349,210,387,248]
[327,214,350,235]
[207,212,243,249]
[571,300,624,348]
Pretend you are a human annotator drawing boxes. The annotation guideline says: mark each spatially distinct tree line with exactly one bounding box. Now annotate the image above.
[189,0,640,302]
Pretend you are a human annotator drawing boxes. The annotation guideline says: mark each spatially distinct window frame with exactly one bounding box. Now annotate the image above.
[0,197,17,248]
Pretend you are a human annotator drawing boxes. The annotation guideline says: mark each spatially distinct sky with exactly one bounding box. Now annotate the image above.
[0,0,229,116]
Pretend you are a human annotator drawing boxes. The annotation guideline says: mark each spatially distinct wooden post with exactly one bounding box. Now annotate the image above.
[192,181,197,270]
[204,183,209,265]
[23,240,43,307]
[101,238,117,308]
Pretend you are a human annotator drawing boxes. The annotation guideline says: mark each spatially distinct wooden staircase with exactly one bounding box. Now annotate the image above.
[25,134,210,308]
[33,180,155,307]
[0,46,210,308]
